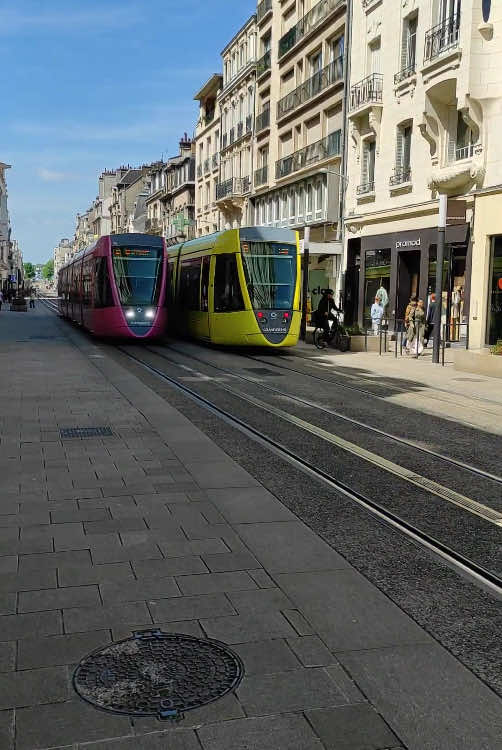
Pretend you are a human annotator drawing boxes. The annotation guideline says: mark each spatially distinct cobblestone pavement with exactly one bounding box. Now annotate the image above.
[0,306,501,749]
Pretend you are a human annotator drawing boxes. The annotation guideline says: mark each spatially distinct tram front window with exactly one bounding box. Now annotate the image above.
[241,241,296,310]
[112,247,162,305]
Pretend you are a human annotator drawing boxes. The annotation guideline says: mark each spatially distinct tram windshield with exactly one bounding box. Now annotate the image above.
[241,241,296,310]
[112,247,163,305]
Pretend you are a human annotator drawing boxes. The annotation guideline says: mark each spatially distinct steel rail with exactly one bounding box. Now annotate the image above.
[117,346,502,599]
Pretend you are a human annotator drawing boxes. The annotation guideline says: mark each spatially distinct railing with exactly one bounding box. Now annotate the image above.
[246,114,253,133]
[278,0,344,58]
[389,166,411,185]
[212,153,219,169]
[350,73,383,111]
[229,127,235,145]
[256,107,270,133]
[275,130,342,179]
[455,143,476,161]
[196,165,203,178]
[254,165,268,187]
[237,121,244,139]
[257,50,271,77]
[356,181,375,195]
[203,158,210,174]
[394,59,416,85]
[257,0,272,22]
[278,57,343,119]
[222,133,228,149]
[424,14,460,63]
[216,176,251,200]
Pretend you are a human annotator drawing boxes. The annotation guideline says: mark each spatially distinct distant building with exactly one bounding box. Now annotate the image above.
[109,166,151,234]
[53,238,73,281]
[0,162,12,290]
[194,74,223,236]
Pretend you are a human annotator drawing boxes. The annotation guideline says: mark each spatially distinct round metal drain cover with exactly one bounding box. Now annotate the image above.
[73,629,244,721]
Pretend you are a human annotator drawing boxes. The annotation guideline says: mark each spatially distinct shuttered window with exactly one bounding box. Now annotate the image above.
[362,141,376,185]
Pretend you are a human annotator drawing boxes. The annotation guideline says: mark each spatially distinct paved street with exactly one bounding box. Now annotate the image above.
[0,304,502,749]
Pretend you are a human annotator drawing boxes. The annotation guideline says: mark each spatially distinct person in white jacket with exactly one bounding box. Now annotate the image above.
[370,297,384,336]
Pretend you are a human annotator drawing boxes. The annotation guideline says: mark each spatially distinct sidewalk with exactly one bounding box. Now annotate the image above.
[1,305,502,749]
[294,340,502,435]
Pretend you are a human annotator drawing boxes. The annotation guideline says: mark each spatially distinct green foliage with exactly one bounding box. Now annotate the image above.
[23,262,35,279]
[490,340,502,355]
[344,324,362,336]
[42,259,54,280]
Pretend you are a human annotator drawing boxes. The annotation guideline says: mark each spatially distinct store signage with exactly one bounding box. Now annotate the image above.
[396,238,421,249]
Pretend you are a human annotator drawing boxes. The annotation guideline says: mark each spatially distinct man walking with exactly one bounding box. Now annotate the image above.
[425,293,436,347]
[370,296,384,336]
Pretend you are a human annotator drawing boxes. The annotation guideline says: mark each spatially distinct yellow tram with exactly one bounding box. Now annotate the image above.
[167,227,301,347]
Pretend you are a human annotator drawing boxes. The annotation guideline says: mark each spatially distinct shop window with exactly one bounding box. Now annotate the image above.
[214,254,244,312]
[364,249,391,325]
[487,236,502,345]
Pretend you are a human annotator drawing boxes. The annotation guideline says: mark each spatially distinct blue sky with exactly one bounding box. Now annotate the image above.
[1,0,255,263]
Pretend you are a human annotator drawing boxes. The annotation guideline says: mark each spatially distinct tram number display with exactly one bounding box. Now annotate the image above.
[113,248,154,257]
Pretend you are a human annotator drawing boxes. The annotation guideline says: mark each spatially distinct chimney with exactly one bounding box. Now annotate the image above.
[179,132,192,153]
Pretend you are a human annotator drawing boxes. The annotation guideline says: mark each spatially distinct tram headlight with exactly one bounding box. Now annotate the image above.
[125,309,135,319]
[145,309,155,319]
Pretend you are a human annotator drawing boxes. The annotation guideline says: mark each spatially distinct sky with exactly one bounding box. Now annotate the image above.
[1,0,255,264]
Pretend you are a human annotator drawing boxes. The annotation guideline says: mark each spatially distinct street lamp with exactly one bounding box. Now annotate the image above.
[432,194,447,364]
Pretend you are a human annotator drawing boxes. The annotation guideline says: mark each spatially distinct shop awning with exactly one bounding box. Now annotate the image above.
[446,223,469,245]
[299,240,342,255]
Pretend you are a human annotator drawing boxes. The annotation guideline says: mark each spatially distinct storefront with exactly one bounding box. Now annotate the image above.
[345,224,471,333]
[487,236,502,345]
[300,240,342,323]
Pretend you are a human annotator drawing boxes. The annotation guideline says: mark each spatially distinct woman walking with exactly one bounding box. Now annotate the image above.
[407,299,426,356]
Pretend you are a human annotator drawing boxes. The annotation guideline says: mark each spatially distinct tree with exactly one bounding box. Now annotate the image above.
[23,262,35,279]
[42,259,54,280]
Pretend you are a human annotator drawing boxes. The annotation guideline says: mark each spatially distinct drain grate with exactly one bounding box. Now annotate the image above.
[245,368,282,376]
[73,630,244,721]
[60,426,114,439]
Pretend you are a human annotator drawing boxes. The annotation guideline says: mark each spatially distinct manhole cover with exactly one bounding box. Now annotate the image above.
[245,367,282,376]
[73,629,244,721]
[60,427,114,439]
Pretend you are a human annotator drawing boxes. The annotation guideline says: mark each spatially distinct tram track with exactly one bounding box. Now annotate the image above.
[115,344,502,600]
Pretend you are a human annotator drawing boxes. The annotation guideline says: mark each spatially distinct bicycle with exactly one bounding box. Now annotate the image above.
[313,314,350,351]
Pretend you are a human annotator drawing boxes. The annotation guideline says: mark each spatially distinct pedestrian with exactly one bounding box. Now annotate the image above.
[29,290,36,309]
[402,295,417,347]
[370,296,384,336]
[317,289,340,339]
[424,293,436,347]
[407,299,426,356]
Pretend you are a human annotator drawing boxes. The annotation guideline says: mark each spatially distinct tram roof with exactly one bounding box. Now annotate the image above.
[168,227,298,257]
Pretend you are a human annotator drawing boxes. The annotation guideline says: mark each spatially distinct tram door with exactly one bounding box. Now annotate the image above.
[199,255,211,341]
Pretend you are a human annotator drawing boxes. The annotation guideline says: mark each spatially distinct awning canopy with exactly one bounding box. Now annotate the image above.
[445,222,470,245]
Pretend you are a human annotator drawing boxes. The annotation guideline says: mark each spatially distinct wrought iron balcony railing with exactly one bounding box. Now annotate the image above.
[246,114,253,133]
[350,73,383,111]
[389,166,411,186]
[279,0,344,58]
[278,57,343,119]
[257,50,271,77]
[212,153,219,169]
[229,127,235,145]
[216,176,251,200]
[257,0,272,22]
[424,14,460,63]
[203,158,210,174]
[256,107,270,133]
[356,181,375,195]
[254,165,268,187]
[455,143,477,161]
[275,130,342,179]
[394,59,416,85]
[196,165,202,178]
[237,121,244,139]
[222,133,228,149]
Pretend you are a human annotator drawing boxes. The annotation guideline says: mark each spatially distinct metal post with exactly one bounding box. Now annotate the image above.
[432,194,447,364]
[300,226,310,341]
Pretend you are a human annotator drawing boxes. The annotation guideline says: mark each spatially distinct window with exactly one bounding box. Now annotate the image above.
[368,38,381,75]
[179,258,201,310]
[331,34,344,62]
[241,240,297,310]
[214,254,244,312]
[201,256,210,311]
[112,246,163,306]
[362,140,376,187]
[454,111,475,160]
[306,183,313,218]
[94,257,113,308]
[315,180,324,219]
[400,15,417,73]
[395,123,412,175]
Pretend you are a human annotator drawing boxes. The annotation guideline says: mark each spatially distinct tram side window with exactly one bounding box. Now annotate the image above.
[214,254,244,312]
[94,258,113,308]
[179,259,201,310]
[82,260,92,306]
[201,256,210,312]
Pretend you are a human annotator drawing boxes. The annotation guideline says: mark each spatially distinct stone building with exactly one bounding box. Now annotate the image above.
[0,162,11,290]
[89,169,126,239]
[53,238,73,281]
[250,0,348,312]
[342,0,501,353]
[109,166,151,234]
[73,210,93,252]
[194,74,223,236]
[216,15,257,229]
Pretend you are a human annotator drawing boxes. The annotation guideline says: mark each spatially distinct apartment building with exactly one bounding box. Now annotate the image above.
[53,238,73,280]
[89,169,126,239]
[250,0,347,311]
[73,210,93,252]
[109,166,150,234]
[216,16,257,228]
[0,162,11,289]
[145,161,166,236]
[194,74,223,236]
[343,0,501,351]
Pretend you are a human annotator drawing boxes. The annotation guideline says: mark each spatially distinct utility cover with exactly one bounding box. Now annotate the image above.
[73,630,244,721]
[60,427,114,439]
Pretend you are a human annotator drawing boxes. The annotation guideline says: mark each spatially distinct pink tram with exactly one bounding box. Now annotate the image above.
[58,234,167,338]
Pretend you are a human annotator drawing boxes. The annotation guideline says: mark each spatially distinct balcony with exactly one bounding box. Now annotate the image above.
[424,15,460,64]
[394,59,416,86]
[145,218,162,234]
[278,0,344,59]
[237,121,244,139]
[254,165,268,187]
[275,130,342,179]
[257,0,272,23]
[389,166,411,186]
[212,153,219,170]
[350,73,383,112]
[246,115,253,133]
[256,108,270,133]
[196,165,203,178]
[455,143,477,161]
[278,57,343,120]
[203,158,210,175]
[222,133,228,149]
[216,177,251,201]
[204,110,215,126]
[229,127,235,145]
[257,50,271,78]
[356,181,375,195]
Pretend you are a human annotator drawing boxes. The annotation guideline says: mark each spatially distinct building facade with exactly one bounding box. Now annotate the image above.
[216,16,257,229]
[109,167,150,235]
[0,162,11,290]
[251,0,348,313]
[53,238,73,281]
[194,74,223,236]
[343,0,500,349]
